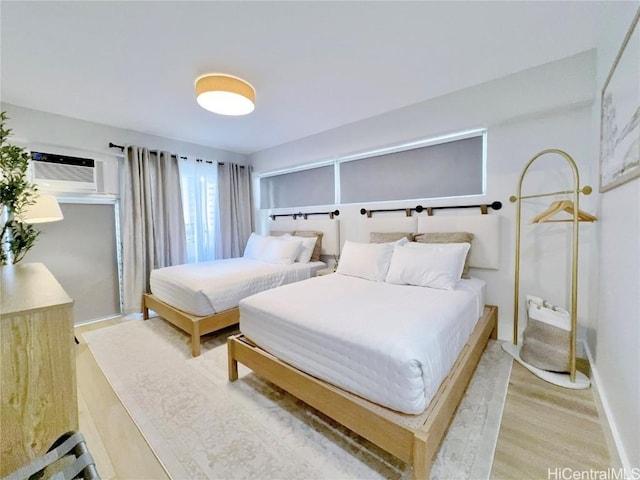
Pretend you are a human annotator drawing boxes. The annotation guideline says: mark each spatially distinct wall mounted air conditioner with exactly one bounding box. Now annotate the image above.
[31,152,98,193]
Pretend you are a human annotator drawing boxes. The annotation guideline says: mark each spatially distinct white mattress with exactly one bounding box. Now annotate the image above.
[150,258,326,316]
[240,273,486,414]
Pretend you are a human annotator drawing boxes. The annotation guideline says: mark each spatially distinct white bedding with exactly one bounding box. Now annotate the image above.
[240,273,486,414]
[150,258,326,316]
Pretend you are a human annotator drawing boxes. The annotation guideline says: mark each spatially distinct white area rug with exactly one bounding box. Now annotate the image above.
[83,317,512,480]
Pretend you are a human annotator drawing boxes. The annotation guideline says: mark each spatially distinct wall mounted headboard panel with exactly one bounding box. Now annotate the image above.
[417,215,501,269]
[357,216,418,242]
[268,218,340,256]
[268,218,298,234]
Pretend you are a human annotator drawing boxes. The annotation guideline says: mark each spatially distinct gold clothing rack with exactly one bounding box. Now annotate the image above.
[507,149,596,388]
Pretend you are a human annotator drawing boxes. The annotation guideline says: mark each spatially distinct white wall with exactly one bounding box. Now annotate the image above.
[251,51,598,345]
[593,2,640,471]
[1,102,249,323]
[1,103,248,197]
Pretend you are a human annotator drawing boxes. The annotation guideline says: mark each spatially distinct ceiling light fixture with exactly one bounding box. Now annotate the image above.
[195,74,255,116]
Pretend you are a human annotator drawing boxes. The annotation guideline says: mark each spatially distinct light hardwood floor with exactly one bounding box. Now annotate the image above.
[76,317,169,480]
[491,362,614,479]
[75,318,615,479]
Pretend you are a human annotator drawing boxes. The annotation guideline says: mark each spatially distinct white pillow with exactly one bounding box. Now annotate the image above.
[282,233,318,263]
[393,236,409,246]
[243,233,270,260]
[385,242,471,290]
[260,237,303,264]
[336,240,395,282]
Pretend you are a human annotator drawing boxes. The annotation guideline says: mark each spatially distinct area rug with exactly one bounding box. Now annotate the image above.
[83,317,512,480]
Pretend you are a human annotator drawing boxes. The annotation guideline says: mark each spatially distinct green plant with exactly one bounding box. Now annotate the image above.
[0,111,39,265]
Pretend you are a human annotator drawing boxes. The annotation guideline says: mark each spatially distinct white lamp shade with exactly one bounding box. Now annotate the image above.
[20,195,64,224]
[195,74,255,116]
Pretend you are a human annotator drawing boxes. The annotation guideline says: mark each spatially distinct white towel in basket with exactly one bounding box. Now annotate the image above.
[526,295,570,330]
[520,295,570,373]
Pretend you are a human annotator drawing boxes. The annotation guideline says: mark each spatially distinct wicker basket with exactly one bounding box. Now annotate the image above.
[520,295,570,373]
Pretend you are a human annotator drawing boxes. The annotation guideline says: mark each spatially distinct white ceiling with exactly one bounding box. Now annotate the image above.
[1,1,601,155]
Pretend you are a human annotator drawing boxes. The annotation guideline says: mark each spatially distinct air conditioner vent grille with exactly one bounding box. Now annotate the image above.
[33,162,95,183]
[31,151,98,193]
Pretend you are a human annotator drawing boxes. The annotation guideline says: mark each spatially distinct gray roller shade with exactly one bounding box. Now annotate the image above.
[340,136,483,204]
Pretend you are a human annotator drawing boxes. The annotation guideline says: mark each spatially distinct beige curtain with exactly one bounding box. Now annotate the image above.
[215,162,252,259]
[121,146,186,312]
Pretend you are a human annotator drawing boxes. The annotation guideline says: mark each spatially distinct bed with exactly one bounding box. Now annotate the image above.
[227,213,501,478]
[143,218,340,356]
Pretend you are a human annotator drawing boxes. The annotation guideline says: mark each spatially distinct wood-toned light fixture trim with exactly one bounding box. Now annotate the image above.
[195,74,255,115]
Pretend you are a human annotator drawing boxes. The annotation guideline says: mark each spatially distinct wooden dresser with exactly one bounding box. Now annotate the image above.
[1,262,78,476]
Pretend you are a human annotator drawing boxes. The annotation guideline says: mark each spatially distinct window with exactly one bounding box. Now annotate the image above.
[180,159,218,263]
[258,130,485,209]
[339,135,484,204]
[260,164,334,209]
[24,201,121,323]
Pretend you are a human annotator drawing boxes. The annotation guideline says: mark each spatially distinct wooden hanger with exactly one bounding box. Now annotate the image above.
[530,200,597,224]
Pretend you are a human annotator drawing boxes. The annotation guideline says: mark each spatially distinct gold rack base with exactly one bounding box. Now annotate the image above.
[501,343,590,389]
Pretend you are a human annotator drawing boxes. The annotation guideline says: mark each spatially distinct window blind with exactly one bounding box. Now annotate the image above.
[339,135,483,204]
[260,165,334,209]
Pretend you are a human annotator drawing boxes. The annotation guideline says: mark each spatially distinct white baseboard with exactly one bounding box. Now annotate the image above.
[75,313,123,327]
[580,339,631,472]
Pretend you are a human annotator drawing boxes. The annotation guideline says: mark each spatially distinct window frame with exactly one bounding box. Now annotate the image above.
[257,128,487,209]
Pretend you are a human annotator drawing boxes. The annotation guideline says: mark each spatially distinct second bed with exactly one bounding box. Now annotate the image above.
[144,218,340,356]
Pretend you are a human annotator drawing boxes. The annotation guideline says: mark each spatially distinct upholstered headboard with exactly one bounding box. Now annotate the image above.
[358,214,501,269]
[268,218,340,256]
[358,216,418,240]
[416,215,501,269]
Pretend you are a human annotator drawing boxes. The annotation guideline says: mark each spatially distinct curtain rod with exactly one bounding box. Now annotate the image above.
[109,142,187,160]
[217,162,246,169]
[111,143,248,167]
[270,209,340,220]
[360,201,502,218]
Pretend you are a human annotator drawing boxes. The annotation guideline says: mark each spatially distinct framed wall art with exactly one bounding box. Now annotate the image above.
[600,7,640,193]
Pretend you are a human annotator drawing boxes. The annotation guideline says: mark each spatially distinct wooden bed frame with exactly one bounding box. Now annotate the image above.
[142,293,239,357]
[228,304,498,479]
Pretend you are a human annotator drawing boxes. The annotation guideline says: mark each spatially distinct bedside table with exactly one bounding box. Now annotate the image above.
[315,267,335,277]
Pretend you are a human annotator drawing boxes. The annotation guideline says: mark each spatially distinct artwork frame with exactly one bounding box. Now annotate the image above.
[600,7,640,193]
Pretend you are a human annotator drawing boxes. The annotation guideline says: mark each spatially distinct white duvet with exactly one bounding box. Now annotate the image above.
[150,258,325,316]
[240,273,485,415]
